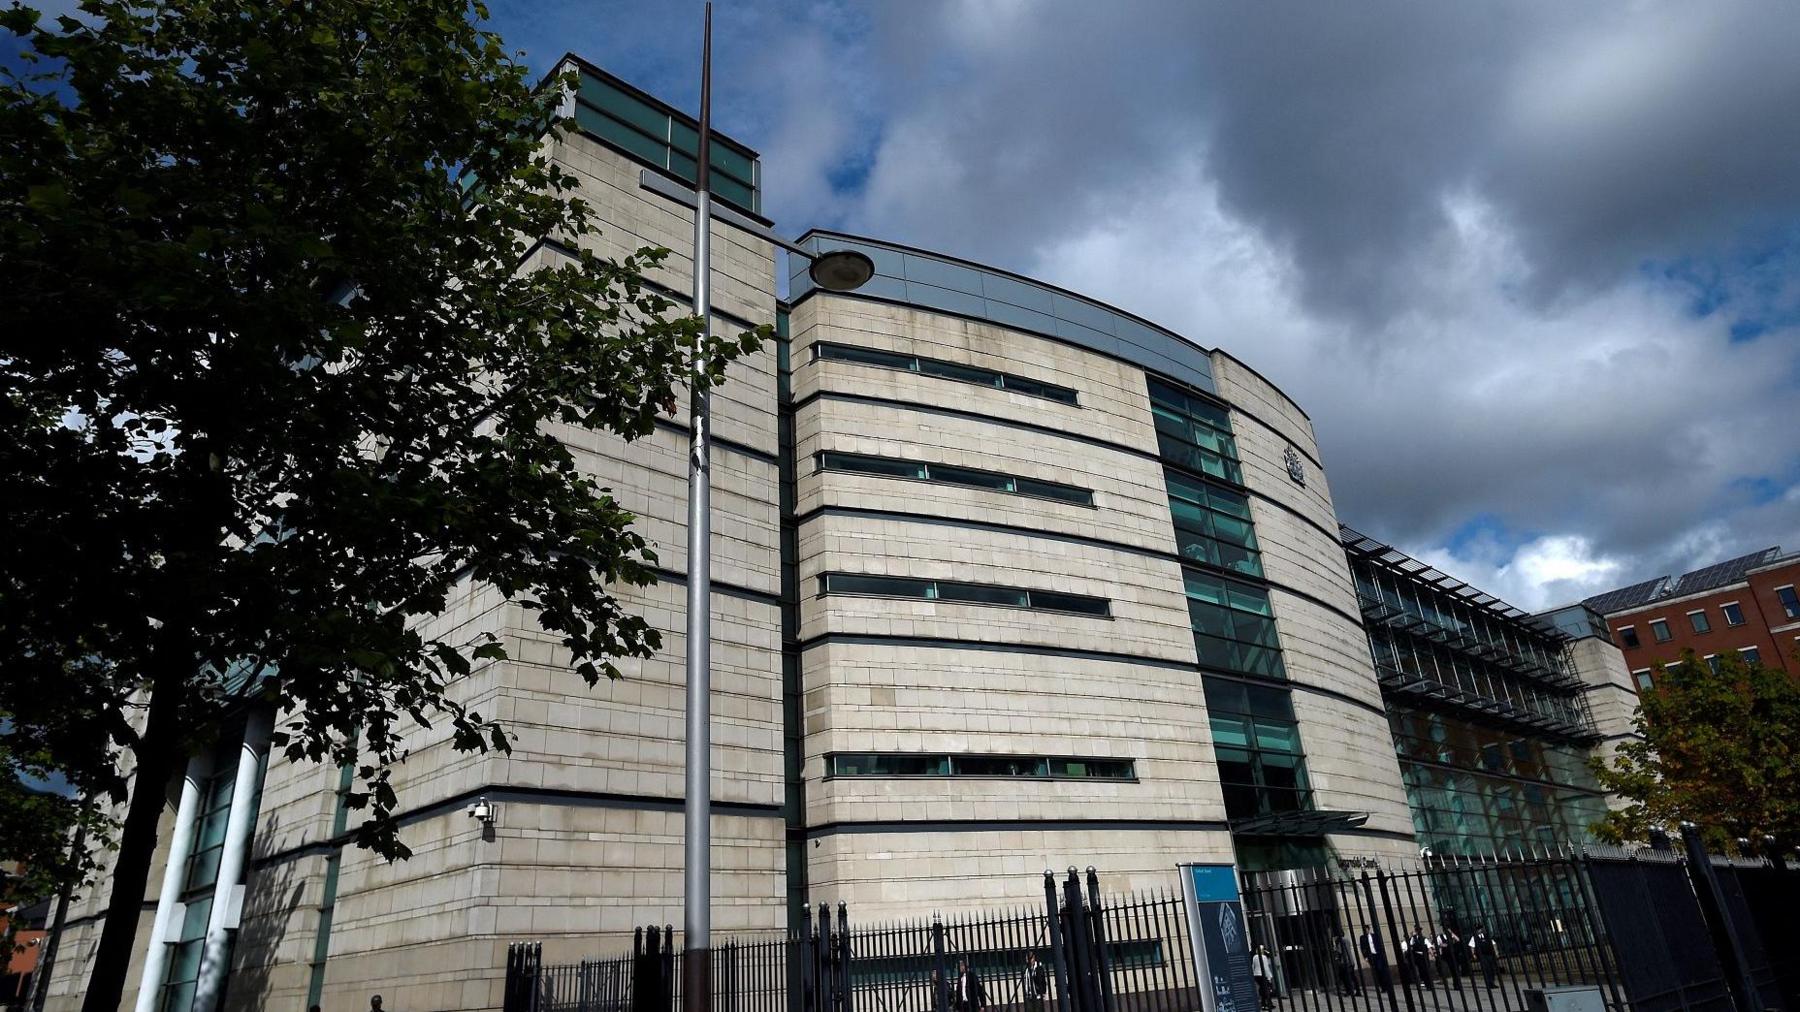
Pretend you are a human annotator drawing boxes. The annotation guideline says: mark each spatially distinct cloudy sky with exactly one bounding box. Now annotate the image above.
[493,1,1800,611]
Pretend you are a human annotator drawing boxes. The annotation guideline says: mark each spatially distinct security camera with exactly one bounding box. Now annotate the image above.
[467,798,495,824]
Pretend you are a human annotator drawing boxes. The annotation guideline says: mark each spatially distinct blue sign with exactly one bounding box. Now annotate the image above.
[1181,864,1258,1012]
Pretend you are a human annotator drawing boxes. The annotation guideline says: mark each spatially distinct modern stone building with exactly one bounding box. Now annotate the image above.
[1339,529,1639,849]
[43,57,1630,1012]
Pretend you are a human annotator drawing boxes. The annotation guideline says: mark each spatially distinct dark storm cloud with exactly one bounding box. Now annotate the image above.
[490,0,1800,607]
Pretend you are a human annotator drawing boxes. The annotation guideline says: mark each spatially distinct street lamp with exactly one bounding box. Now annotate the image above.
[680,6,871,1009]
[807,249,876,292]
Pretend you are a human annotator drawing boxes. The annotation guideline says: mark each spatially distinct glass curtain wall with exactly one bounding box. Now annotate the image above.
[1391,706,1608,855]
[1148,377,1321,867]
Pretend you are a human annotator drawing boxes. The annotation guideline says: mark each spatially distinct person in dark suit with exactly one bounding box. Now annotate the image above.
[1359,927,1393,996]
[1332,932,1362,997]
[1022,952,1050,1012]
[954,959,987,1012]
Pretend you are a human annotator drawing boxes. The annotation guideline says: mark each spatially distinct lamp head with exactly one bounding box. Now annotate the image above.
[808,249,876,293]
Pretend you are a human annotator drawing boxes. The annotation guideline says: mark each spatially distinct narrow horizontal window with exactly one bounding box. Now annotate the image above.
[818,452,927,480]
[820,573,1110,616]
[1028,590,1112,616]
[814,342,1078,404]
[827,753,1135,781]
[935,583,1029,607]
[822,574,935,599]
[817,451,1094,506]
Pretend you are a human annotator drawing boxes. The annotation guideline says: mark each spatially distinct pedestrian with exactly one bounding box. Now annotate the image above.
[1407,931,1435,991]
[309,1006,322,1012]
[369,996,386,1012]
[929,969,945,1012]
[1251,945,1278,1012]
[1470,928,1500,989]
[954,959,986,1012]
[1022,951,1050,1012]
[1332,932,1362,997]
[1358,926,1393,996]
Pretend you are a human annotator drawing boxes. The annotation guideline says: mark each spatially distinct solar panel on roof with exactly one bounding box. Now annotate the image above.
[1583,576,1669,615]
[1672,547,1781,596]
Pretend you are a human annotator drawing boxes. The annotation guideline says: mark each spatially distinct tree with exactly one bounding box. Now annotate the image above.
[1592,649,1800,854]
[0,1,764,1007]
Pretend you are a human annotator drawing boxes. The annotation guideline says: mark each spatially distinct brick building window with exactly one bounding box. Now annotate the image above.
[1650,619,1672,643]
[1777,585,1800,619]
[1688,610,1710,634]
[1619,626,1640,648]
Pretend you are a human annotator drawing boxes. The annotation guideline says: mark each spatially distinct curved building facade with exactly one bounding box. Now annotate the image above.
[45,60,1444,1012]
[784,233,1416,917]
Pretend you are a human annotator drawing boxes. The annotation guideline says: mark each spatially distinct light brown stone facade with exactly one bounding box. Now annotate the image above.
[49,79,1425,1011]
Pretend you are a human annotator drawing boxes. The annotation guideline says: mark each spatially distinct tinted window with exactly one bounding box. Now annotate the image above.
[936,583,1029,607]
[1028,590,1112,616]
[813,342,1077,404]
[828,753,1134,780]
[819,452,928,479]
[823,574,933,598]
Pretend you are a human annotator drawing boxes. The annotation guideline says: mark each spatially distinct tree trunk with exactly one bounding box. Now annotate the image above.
[80,675,184,1012]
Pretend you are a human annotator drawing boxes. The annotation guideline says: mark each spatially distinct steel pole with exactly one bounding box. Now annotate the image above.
[683,4,715,1011]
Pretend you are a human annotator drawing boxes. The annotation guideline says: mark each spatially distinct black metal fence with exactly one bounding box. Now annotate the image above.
[505,845,1800,1012]
[503,870,1197,1012]
[1238,851,1627,1012]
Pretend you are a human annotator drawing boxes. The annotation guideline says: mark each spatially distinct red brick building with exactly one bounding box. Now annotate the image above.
[1584,547,1800,692]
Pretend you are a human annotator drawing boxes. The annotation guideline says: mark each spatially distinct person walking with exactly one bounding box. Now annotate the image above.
[1251,945,1278,1012]
[1332,932,1363,997]
[954,959,987,1012]
[369,996,385,1011]
[1022,952,1050,1012]
[1470,928,1501,989]
[1407,931,1435,991]
[1359,926,1393,996]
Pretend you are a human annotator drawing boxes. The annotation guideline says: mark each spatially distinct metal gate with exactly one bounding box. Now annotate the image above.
[1583,849,1731,1012]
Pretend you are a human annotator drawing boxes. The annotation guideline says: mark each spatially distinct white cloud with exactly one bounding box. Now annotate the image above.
[1423,536,1627,612]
